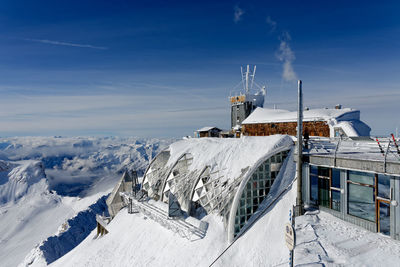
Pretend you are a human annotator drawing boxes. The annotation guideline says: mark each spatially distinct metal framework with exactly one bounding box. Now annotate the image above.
[120,192,207,241]
[142,150,171,200]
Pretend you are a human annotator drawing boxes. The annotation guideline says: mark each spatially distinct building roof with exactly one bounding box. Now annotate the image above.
[242,107,360,124]
[196,126,222,132]
[142,135,294,214]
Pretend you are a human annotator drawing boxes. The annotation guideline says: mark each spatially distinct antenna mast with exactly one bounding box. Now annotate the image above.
[241,65,257,94]
[245,65,250,93]
[251,65,256,90]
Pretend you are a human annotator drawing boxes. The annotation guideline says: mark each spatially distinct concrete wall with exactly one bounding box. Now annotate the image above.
[231,102,253,128]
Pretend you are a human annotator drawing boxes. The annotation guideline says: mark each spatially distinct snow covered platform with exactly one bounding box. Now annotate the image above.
[295,210,400,266]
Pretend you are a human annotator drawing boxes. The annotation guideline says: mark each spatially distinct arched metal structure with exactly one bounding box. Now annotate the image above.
[138,136,295,241]
[142,149,171,200]
[227,146,291,242]
[160,153,193,208]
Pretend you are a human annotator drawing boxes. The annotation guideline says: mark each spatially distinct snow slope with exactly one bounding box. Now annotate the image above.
[47,142,298,267]
[0,160,69,267]
[0,137,171,267]
[48,188,297,267]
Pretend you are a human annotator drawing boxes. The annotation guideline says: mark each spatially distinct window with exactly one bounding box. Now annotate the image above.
[331,190,341,211]
[348,183,375,221]
[378,174,390,199]
[347,171,375,222]
[310,166,341,211]
[310,166,318,202]
[331,169,341,188]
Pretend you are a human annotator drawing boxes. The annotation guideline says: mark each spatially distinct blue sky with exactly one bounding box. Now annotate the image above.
[0,0,399,137]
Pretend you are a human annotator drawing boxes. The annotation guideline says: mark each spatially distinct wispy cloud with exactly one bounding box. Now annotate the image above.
[266,16,277,32]
[276,32,297,82]
[233,5,245,23]
[23,38,108,50]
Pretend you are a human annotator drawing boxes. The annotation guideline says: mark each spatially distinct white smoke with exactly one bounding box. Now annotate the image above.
[276,32,298,82]
[266,16,277,32]
[233,5,244,23]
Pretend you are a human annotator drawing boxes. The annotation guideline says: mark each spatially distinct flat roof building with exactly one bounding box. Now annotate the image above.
[241,106,371,138]
[298,137,400,240]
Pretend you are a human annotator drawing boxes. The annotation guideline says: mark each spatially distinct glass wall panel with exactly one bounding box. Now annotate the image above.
[379,201,390,235]
[318,178,330,208]
[348,183,375,221]
[378,174,390,199]
[348,171,374,185]
[310,175,318,202]
[233,150,289,237]
[310,165,318,176]
[318,167,329,177]
[331,190,341,211]
[331,169,341,188]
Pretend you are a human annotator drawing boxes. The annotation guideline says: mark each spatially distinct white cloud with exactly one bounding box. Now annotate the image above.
[24,38,108,50]
[234,5,245,23]
[276,32,298,82]
[0,93,228,137]
[266,16,277,32]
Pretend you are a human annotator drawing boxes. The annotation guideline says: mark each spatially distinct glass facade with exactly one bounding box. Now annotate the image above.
[308,165,396,237]
[233,150,289,237]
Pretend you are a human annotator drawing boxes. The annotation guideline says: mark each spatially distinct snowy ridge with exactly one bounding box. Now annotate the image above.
[19,195,109,266]
[0,137,171,267]
[0,160,47,204]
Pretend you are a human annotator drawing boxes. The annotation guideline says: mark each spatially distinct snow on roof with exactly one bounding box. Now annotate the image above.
[142,135,294,213]
[242,107,360,124]
[165,135,294,186]
[333,120,371,137]
[196,126,221,132]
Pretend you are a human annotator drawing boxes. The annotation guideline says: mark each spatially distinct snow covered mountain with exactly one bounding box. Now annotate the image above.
[0,137,172,267]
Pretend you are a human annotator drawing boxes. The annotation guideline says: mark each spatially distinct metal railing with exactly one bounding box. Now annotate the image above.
[119,192,207,241]
[303,137,400,163]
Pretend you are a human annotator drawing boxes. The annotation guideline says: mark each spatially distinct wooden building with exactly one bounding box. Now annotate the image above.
[241,107,371,138]
[195,127,223,138]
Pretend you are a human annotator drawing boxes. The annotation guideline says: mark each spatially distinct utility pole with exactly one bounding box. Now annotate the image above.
[295,80,304,217]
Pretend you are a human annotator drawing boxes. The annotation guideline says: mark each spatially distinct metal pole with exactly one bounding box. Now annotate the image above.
[296,80,303,216]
